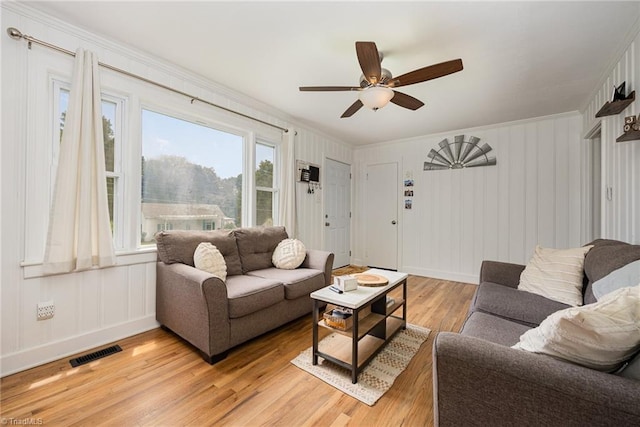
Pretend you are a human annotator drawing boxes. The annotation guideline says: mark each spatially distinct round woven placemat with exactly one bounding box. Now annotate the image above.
[352,273,389,287]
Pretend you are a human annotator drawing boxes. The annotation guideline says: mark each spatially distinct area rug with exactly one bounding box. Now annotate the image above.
[291,324,430,406]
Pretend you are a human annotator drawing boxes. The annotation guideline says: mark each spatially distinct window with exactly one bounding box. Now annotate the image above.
[256,142,276,226]
[157,223,173,232]
[57,84,124,247]
[140,109,243,244]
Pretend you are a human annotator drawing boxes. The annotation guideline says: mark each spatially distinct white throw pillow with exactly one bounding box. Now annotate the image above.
[512,284,640,371]
[272,238,306,270]
[193,242,227,281]
[518,245,593,306]
[592,259,640,300]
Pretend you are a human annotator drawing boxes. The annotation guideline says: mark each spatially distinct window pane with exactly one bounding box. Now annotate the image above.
[59,89,68,143]
[141,109,243,244]
[106,177,115,232]
[59,89,116,172]
[102,100,116,172]
[255,143,275,226]
[58,88,116,232]
[256,143,274,187]
[256,190,273,226]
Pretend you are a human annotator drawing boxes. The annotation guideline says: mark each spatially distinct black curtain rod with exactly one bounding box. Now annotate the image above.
[6,27,289,133]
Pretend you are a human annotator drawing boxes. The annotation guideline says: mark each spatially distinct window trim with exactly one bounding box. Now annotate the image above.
[138,104,250,245]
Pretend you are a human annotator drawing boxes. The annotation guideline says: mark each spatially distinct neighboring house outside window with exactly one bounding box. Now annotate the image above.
[141,203,232,243]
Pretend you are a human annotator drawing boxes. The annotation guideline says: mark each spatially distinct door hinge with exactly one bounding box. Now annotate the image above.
[349,212,351,218]
[350,173,352,179]
[349,250,351,256]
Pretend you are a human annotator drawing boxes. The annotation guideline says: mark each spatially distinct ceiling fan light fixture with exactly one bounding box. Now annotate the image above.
[359,86,394,111]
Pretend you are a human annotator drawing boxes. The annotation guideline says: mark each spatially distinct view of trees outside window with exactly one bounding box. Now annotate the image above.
[141,109,268,244]
[256,143,275,226]
[59,89,117,231]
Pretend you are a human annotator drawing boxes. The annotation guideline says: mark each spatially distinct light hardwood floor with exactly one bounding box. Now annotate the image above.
[1,275,476,426]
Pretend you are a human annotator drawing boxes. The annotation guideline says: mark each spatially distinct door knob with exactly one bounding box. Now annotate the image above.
[325,222,330,226]
[391,220,397,225]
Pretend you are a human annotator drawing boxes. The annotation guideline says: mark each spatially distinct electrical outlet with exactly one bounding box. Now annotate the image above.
[37,301,54,320]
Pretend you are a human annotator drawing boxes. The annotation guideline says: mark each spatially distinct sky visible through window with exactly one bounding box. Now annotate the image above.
[142,109,271,179]
[60,96,271,179]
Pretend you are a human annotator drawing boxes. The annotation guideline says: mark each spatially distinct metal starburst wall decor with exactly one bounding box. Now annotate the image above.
[423,135,496,171]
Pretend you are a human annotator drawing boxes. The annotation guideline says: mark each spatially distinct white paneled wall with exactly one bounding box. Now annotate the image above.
[294,128,353,249]
[1,4,351,376]
[353,113,584,284]
[582,27,640,244]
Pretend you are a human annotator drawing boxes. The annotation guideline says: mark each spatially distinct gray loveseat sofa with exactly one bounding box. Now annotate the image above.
[433,239,640,426]
[155,226,334,363]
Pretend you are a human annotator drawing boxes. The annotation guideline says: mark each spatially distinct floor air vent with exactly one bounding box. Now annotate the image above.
[69,345,122,367]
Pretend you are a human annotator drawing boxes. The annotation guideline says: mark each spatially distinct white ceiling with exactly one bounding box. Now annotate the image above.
[28,1,640,145]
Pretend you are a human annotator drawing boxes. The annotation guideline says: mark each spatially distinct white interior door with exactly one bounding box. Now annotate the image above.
[365,162,398,270]
[325,159,351,268]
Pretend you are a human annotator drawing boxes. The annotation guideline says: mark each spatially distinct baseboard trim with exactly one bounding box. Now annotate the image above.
[1,316,160,377]
[401,267,478,285]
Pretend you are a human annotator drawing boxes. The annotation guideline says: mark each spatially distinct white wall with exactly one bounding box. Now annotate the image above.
[1,4,352,376]
[294,128,353,249]
[353,113,585,284]
[582,22,640,244]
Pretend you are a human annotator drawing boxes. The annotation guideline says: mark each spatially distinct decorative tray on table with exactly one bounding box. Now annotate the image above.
[351,273,389,287]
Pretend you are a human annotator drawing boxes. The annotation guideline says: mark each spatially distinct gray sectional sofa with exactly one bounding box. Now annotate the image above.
[155,226,334,363]
[433,239,640,426]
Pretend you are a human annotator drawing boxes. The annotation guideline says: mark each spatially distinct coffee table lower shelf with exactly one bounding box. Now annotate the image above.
[315,316,405,372]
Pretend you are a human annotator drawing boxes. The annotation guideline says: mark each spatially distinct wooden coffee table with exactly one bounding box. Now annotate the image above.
[310,268,408,383]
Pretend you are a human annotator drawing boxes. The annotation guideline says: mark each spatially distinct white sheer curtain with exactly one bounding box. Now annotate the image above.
[43,49,116,275]
[278,128,297,237]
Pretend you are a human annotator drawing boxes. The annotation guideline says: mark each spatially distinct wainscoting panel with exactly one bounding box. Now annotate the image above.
[582,28,639,244]
[353,113,584,284]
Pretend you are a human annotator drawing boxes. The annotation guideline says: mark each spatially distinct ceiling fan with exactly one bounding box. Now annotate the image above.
[299,41,463,118]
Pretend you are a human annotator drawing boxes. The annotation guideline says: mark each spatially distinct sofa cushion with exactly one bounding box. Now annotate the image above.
[593,260,640,301]
[617,351,640,381]
[155,229,243,276]
[518,245,593,306]
[193,243,227,281]
[225,275,284,319]
[247,267,324,300]
[512,285,640,372]
[272,238,306,269]
[234,226,288,273]
[460,312,532,347]
[472,282,570,327]
[583,239,640,304]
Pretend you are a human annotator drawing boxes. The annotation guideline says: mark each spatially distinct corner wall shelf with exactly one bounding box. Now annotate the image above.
[616,130,640,143]
[595,91,635,117]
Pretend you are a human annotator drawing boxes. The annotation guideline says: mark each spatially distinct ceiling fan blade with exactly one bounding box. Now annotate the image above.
[341,100,363,118]
[390,91,425,110]
[389,59,463,88]
[355,41,382,84]
[299,86,361,92]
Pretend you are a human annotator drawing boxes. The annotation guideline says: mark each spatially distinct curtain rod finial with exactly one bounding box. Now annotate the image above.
[7,27,23,40]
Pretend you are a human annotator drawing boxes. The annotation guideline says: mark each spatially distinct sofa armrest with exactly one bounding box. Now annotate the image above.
[433,332,640,426]
[156,262,230,357]
[301,249,335,286]
[479,260,525,288]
